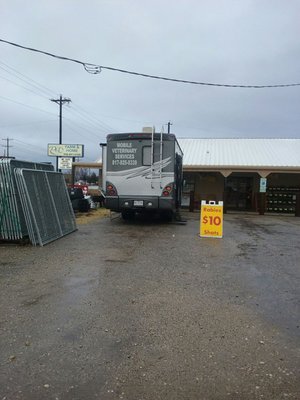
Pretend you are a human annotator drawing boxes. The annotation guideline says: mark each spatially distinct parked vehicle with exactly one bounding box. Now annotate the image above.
[101,129,183,220]
[67,187,90,212]
[89,187,105,207]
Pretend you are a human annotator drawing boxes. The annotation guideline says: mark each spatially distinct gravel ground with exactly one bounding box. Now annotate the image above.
[0,211,299,400]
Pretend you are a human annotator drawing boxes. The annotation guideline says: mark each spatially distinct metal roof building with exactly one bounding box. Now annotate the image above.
[176,138,300,214]
[178,138,300,171]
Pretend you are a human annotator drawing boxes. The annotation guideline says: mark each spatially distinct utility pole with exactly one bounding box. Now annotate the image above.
[50,94,71,171]
[167,121,172,134]
[1,137,13,158]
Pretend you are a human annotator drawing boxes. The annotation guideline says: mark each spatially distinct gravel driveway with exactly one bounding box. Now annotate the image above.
[0,211,299,400]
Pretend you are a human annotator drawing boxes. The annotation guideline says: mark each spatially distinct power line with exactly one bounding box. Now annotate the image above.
[63,118,107,142]
[64,105,115,133]
[0,94,57,115]
[0,60,116,132]
[87,112,164,127]
[0,94,111,136]
[63,116,107,137]
[1,38,300,88]
[13,142,48,158]
[70,103,116,132]
[14,138,47,152]
[0,119,56,129]
[0,60,56,97]
[0,58,160,131]
[0,73,49,99]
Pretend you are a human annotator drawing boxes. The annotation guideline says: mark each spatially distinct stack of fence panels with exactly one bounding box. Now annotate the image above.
[0,159,77,246]
[0,159,22,240]
[0,159,53,241]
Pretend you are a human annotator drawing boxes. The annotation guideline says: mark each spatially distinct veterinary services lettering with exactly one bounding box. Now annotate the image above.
[112,142,138,166]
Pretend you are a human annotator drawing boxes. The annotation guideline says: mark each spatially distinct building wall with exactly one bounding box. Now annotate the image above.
[183,170,300,212]
[267,173,300,188]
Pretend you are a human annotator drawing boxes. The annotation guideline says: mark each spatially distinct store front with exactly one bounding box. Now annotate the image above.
[182,170,300,214]
[179,138,300,215]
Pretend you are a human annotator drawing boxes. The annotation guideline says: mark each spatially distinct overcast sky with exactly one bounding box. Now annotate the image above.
[1,0,300,165]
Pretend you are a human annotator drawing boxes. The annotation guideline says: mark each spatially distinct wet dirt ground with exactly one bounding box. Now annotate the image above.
[0,211,299,400]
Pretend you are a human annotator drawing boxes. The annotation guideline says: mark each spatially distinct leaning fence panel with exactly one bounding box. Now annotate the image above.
[1,159,76,245]
[15,169,77,246]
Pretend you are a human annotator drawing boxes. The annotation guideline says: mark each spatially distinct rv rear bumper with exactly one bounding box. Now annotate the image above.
[105,196,174,212]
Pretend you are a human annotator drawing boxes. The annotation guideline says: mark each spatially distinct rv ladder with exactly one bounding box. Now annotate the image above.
[151,127,154,188]
[159,126,163,189]
[150,126,164,189]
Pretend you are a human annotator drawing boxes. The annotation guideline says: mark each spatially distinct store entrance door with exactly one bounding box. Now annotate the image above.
[226,176,253,211]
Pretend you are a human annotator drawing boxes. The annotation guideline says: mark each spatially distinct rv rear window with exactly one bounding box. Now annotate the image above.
[142,146,151,166]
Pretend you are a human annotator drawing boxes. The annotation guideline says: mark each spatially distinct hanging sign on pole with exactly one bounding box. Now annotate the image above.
[200,200,224,238]
[58,157,73,170]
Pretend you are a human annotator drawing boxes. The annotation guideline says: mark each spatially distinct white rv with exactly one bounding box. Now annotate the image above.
[101,130,183,219]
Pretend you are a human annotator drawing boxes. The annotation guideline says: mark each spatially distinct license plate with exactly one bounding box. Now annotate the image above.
[134,200,143,207]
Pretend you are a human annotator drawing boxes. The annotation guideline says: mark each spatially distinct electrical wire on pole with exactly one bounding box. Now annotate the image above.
[50,95,71,171]
[1,39,300,88]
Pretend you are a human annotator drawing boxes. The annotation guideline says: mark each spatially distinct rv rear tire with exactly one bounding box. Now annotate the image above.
[161,210,174,222]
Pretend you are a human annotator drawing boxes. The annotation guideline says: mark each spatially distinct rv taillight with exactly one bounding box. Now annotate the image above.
[106,182,118,196]
[161,183,173,197]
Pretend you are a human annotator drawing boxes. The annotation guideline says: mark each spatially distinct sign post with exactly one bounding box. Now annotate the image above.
[200,200,224,238]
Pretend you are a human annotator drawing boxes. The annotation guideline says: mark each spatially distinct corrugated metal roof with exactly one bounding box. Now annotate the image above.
[178,138,300,168]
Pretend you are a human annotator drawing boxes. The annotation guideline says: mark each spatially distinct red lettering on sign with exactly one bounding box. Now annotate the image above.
[202,216,221,225]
